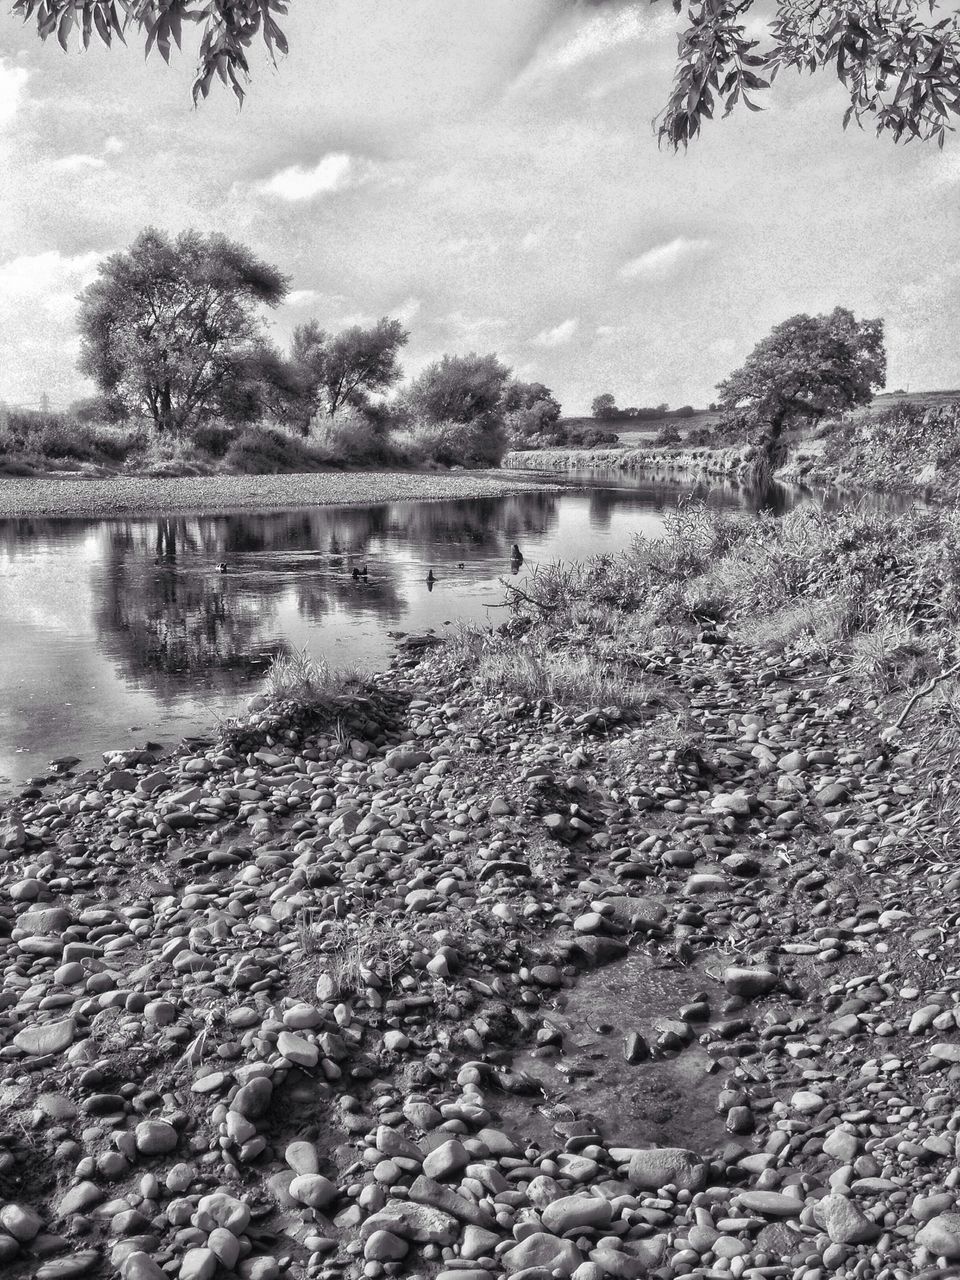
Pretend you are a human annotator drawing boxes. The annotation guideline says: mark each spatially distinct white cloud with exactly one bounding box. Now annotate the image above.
[103,135,124,155]
[0,250,101,319]
[0,59,29,127]
[512,7,674,93]
[619,237,713,282]
[390,296,422,326]
[531,317,578,347]
[257,152,374,201]
[49,154,107,173]
[0,251,103,403]
[287,289,322,307]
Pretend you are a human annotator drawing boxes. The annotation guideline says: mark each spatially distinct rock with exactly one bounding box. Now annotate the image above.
[421,1139,469,1181]
[813,1193,881,1244]
[121,1254,167,1280]
[723,966,778,998]
[626,1147,707,1193]
[359,1200,459,1245]
[735,1191,802,1217]
[193,1193,251,1235]
[288,1175,337,1209]
[0,1202,43,1241]
[12,1018,76,1056]
[542,1193,613,1235]
[230,1077,273,1119]
[364,1230,409,1261]
[918,1214,960,1259]
[502,1232,583,1276]
[135,1120,179,1156]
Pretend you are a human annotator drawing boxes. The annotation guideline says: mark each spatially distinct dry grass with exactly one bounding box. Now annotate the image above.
[263,647,364,704]
[450,628,654,713]
[298,916,411,997]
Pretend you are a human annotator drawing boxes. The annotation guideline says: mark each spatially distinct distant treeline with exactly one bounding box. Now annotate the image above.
[590,393,697,421]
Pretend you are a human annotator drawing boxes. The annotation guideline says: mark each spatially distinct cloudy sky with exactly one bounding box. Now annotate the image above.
[1,0,959,414]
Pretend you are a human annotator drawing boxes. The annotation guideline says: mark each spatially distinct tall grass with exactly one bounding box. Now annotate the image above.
[432,501,960,709]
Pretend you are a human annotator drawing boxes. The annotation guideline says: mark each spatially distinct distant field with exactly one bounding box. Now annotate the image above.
[560,409,719,444]
[563,390,960,445]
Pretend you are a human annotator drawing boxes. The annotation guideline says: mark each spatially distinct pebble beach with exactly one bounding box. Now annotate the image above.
[0,608,958,1280]
[0,472,559,520]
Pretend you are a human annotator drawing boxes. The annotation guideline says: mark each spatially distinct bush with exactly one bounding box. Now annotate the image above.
[566,426,620,447]
[311,406,400,466]
[223,425,334,473]
[398,417,508,467]
[655,423,682,446]
[192,421,237,459]
[0,409,140,466]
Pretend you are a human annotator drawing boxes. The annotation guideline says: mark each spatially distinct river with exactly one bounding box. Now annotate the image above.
[0,469,916,791]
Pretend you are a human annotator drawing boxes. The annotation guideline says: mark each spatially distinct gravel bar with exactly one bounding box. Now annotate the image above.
[0,468,561,518]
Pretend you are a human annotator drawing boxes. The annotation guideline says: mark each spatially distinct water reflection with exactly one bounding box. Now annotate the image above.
[0,470,918,787]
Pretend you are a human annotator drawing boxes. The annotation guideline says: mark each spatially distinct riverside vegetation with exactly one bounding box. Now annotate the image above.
[3,503,960,1279]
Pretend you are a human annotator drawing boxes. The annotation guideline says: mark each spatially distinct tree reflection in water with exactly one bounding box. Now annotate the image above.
[87,492,561,700]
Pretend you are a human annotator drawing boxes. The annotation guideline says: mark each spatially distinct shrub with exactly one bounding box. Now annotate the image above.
[566,426,620,447]
[223,425,333,473]
[311,406,399,466]
[192,421,237,459]
[398,416,508,467]
[655,423,682,446]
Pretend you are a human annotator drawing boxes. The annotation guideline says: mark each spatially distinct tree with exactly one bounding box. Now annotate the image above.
[407,352,510,425]
[78,228,288,434]
[591,393,618,421]
[285,317,408,426]
[503,380,562,440]
[716,307,886,441]
[650,0,960,149]
[14,0,960,147]
[321,318,408,417]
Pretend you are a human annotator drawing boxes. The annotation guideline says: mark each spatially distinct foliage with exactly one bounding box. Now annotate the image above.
[650,0,960,148]
[17,0,960,149]
[591,393,618,420]
[0,408,139,469]
[12,0,290,105]
[406,352,510,426]
[222,423,333,473]
[591,394,688,422]
[289,317,408,423]
[655,422,682,446]
[78,227,288,434]
[716,306,886,440]
[311,404,401,466]
[504,380,562,444]
[565,425,621,447]
[398,417,508,468]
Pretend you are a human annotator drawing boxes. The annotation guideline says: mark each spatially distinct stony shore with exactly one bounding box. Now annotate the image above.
[1,608,960,1280]
[505,448,754,484]
[0,471,559,520]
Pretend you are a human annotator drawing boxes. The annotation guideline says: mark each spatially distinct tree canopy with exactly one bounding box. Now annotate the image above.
[407,352,511,426]
[13,0,960,145]
[78,227,288,433]
[716,306,887,438]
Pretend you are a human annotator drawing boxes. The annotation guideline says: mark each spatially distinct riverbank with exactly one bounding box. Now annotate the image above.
[776,403,960,500]
[505,443,755,481]
[2,505,960,1279]
[0,469,560,519]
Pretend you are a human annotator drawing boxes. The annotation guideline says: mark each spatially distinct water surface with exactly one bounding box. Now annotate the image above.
[0,471,916,789]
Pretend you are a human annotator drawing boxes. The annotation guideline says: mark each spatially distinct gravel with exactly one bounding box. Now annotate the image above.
[0,469,559,519]
[0,624,958,1280]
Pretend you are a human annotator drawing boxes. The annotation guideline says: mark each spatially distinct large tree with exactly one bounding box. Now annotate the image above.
[716,306,886,440]
[78,227,288,434]
[407,352,511,426]
[12,0,960,145]
[283,316,408,429]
